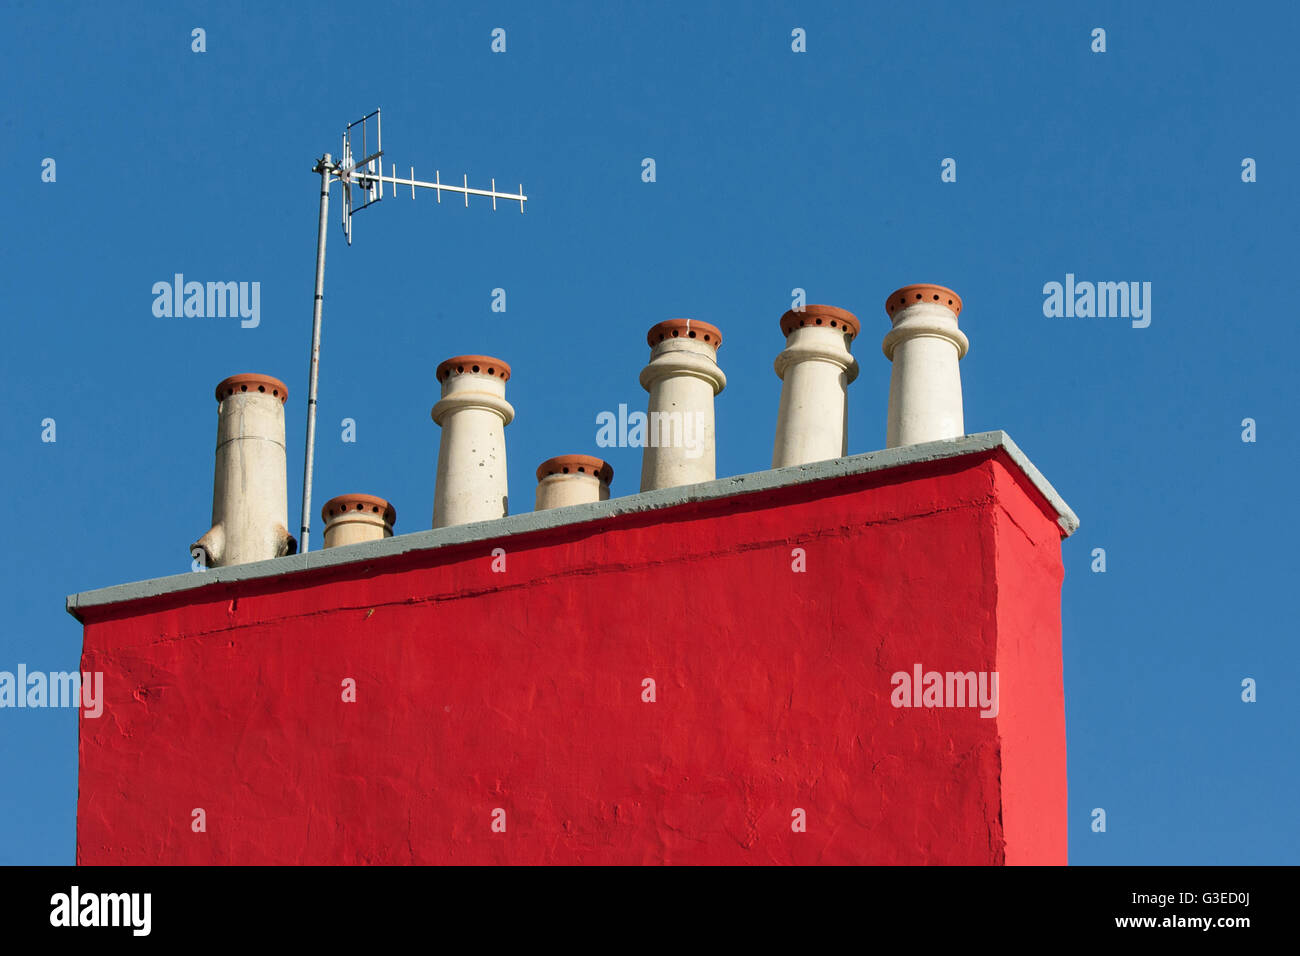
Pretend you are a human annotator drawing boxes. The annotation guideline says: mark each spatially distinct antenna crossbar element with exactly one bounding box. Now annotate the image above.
[349,165,527,211]
[336,106,528,246]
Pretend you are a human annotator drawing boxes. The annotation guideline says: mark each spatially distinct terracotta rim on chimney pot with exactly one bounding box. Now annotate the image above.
[780,304,860,339]
[646,319,722,349]
[885,284,963,318]
[321,493,396,527]
[536,454,613,485]
[436,355,512,383]
[215,373,289,404]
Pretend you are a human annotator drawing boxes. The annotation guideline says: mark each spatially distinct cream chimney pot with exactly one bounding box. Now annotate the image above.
[772,304,860,468]
[431,355,514,528]
[882,285,968,448]
[638,319,726,492]
[192,374,296,567]
[322,494,396,548]
[534,455,613,511]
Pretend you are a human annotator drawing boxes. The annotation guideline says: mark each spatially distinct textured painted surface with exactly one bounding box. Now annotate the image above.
[75,448,1069,865]
[991,459,1070,864]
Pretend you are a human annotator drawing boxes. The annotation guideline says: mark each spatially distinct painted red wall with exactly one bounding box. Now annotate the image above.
[76,449,1068,864]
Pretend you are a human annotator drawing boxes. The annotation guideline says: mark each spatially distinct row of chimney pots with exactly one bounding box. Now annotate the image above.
[191,283,968,567]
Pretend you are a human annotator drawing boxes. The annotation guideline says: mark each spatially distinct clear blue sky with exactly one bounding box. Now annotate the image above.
[2,0,1296,864]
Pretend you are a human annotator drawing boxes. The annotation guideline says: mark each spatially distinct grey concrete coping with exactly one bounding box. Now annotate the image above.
[65,431,1078,622]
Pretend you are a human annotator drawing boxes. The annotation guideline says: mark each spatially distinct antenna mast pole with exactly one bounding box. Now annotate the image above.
[296,110,527,553]
[300,153,335,553]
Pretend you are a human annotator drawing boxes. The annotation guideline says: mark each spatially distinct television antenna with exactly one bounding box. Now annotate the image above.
[299,108,528,552]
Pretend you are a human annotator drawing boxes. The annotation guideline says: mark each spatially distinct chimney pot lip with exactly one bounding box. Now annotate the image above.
[321,493,396,526]
[885,284,962,318]
[536,454,613,485]
[646,319,723,349]
[214,373,289,404]
[780,304,860,338]
[436,355,511,383]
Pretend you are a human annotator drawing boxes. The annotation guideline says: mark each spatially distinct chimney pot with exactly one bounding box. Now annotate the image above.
[772,305,860,468]
[881,284,968,448]
[534,455,613,510]
[638,319,726,492]
[431,354,515,528]
[321,493,396,548]
[191,373,296,567]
